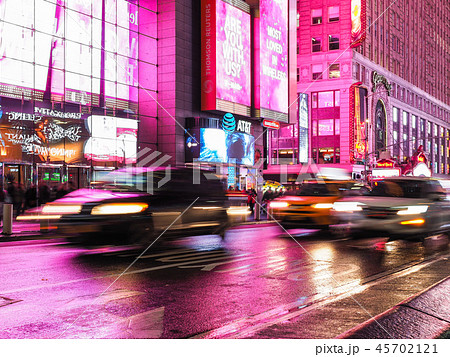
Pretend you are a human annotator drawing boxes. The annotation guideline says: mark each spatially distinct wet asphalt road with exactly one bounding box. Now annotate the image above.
[0,225,449,339]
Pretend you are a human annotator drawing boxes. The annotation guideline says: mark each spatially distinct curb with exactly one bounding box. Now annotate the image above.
[338,276,450,339]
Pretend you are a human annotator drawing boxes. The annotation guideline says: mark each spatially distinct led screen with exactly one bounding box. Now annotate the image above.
[200,128,254,166]
[215,0,251,107]
[259,0,288,114]
[0,0,143,103]
[0,106,88,164]
[351,0,366,47]
[84,115,137,164]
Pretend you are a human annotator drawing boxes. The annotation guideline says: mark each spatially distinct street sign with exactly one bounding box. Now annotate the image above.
[262,119,280,129]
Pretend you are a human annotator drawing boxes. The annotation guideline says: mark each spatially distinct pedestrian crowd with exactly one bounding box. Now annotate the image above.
[0,177,76,226]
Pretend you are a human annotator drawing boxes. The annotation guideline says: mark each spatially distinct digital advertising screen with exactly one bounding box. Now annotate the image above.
[259,0,288,116]
[0,0,143,104]
[84,115,138,164]
[351,0,366,47]
[201,0,251,114]
[0,105,89,164]
[199,128,254,166]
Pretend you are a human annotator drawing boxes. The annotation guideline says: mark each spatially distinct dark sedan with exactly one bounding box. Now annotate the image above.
[19,167,231,247]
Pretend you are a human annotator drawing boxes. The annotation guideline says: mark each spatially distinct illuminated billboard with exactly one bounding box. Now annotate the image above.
[201,0,251,116]
[258,0,288,121]
[298,93,309,163]
[199,128,254,166]
[351,0,366,47]
[84,116,138,164]
[0,101,137,165]
[0,0,144,105]
[350,86,368,162]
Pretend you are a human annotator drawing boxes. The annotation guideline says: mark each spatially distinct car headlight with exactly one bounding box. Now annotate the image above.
[269,201,290,208]
[42,204,82,214]
[396,205,429,215]
[91,203,148,215]
[312,203,334,209]
[332,202,364,212]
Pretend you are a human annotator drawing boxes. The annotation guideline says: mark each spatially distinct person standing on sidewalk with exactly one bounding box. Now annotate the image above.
[0,187,5,228]
[247,189,256,214]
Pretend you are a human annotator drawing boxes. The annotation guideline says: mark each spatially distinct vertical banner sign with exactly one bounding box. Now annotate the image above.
[350,86,368,162]
[201,0,251,112]
[259,0,289,116]
[351,0,366,47]
[298,93,309,163]
[201,0,217,110]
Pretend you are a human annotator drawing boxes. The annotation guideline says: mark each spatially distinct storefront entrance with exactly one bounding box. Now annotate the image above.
[2,163,32,189]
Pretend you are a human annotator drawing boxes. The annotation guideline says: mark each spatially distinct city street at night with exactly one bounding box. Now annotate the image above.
[1,224,449,339]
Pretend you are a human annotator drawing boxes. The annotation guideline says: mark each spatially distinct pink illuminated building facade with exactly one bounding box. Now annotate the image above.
[0,0,299,191]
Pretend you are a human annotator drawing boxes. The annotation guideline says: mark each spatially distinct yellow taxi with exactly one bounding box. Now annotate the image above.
[269,180,367,229]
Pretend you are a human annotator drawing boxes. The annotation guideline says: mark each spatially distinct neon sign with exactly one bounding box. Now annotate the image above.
[376,159,395,168]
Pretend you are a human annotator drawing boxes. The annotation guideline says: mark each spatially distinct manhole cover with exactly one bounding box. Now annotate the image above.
[0,296,22,307]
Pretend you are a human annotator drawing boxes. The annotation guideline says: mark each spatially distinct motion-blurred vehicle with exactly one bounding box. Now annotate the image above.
[19,167,230,247]
[269,180,367,230]
[331,177,450,241]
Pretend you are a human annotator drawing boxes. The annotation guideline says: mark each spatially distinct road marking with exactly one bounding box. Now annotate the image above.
[55,289,145,310]
[0,252,263,295]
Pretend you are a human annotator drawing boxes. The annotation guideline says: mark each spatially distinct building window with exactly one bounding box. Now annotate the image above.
[312,64,323,80]
[297,12,300,28]
[311,90,340,108]
[328,63,340,79]
[328,35,339,50]
[318,91,334,108]
[312,37,322,52]
[328,6,339,22]
[318,119,334,135]
[334,90,340,106]
[311,9,322,25]
[393,107,399,122]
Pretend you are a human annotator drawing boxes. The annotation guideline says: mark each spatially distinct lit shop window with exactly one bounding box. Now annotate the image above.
[318,148,335,164]
[328,63,340,79]
[312,9,322,25]
[312,64,323,80]
[312,37,322,52]
[328,35,340,50]
[328,6,339,22]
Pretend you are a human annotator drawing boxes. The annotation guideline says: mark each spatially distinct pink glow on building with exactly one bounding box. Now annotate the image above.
[296,0,355,168]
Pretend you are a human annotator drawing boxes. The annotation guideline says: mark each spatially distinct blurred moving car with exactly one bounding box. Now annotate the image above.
[269,180,367,230]
[18,167,230,247]
[331,177,450,241]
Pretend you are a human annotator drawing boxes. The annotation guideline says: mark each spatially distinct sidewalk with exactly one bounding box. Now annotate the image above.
[339,277,450,339]
[1,220,43,240]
